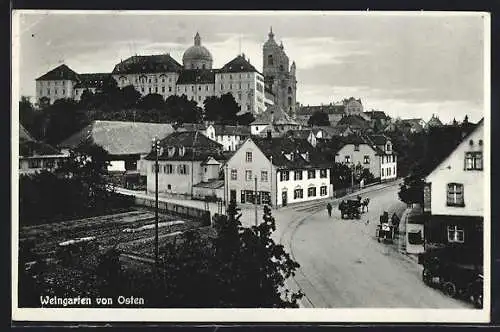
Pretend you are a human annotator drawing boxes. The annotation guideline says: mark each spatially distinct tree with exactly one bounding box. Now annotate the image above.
[119,85,141,109]
[204,93,240,125]
[308,111,330,126]
[19,96,38,137]
[42,98,90,145]
[237,112,256,126]
[136,93,166,111]
[398,174,425,206]
[165,95,203,124]
[330,162,352,189]
[57,142,114,211]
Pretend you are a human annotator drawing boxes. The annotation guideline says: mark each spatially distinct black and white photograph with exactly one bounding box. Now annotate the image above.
[12,10,490,323]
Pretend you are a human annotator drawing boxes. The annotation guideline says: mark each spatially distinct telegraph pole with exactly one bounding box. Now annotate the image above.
[152,137,160,266]
[254,176,258,226]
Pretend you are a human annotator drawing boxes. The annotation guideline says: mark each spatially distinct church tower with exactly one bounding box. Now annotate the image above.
[262,27,297,117]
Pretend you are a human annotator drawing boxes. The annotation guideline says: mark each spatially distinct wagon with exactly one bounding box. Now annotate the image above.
[339,200,361,219]
[376,222,395,243]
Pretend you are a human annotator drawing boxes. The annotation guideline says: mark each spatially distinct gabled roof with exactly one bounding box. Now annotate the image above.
[219,55,260,74]
[176,69,216,85]
[251,136,329,169]
[20,140,62,157]
[315,125,353,137]
[145,131,224,161]
[251,105,299,126]
[74,73,111,89]
[423,119,483,178]
[426,115,444,128]
[59,121,176,155]
[213,125,250,136]
[112,54,183,75]
[19,124,35,142]
[36,64,79,81]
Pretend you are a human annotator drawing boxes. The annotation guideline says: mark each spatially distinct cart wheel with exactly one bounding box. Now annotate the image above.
[442,281,457,298]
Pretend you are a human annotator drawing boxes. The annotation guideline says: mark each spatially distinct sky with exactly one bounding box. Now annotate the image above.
[14,11,488,123]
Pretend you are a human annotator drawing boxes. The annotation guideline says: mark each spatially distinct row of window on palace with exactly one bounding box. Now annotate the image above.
[343,154,395,164]
[151,164,189,175]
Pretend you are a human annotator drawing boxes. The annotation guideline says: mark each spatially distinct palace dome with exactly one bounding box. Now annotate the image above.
[182,33,213,67]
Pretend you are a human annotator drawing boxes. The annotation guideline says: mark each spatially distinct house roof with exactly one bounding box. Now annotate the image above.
[423,118,483,177]
[59,121,176,155]
[251,136,329,169]
[176,123,209,132]
[284,129,313,140]
[112,54,183,75]
[144,131,224,162]
[426,115,444,128]
[213,125,250,136]
[337,115,371,128]
[251,105,299,126]
[176,69,216,85]
[193,179,224,189]
[19,124,35,142]
[74,73,111,89]
[297,105,345,116]
[36,64,79,81]
[315,125,353,137]
[367,134,390,146]
[364,110,388,120]
[20,140,62,157]
[219,55,260,74]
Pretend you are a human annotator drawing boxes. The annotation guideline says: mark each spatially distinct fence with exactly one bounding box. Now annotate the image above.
[332,184,361,199]
[134,197,211,226]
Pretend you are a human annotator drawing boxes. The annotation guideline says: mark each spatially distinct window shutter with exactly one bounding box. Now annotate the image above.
[241,191,245,204]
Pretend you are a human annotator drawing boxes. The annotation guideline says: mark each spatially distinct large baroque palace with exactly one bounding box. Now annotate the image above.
[35,29,297,116]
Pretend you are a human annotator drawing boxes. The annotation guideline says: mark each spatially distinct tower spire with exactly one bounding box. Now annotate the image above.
[268,26,274,39]
[194,32,201,46]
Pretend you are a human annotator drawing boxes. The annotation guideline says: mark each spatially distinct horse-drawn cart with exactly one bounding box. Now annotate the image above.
[339,199,361,219]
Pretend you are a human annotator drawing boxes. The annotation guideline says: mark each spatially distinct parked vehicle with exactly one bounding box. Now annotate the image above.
[339,200,361,219]
[419,246,483,307]
[376,222,395,243]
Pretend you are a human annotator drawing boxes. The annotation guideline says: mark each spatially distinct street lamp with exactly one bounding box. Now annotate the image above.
[152,136,161,266]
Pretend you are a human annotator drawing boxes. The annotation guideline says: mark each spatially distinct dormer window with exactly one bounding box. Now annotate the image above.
[167,147,175,157]
[179,146,185,157]
[386,143,391,151]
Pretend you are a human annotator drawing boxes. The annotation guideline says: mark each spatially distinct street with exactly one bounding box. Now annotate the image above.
[272,181,470,308]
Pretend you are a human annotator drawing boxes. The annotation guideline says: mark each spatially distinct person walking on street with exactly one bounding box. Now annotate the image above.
[327,202,333,217]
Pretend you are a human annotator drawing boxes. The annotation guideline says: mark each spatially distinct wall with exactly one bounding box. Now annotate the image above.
[19,156,67,175]
[426,124,484,217]
[215,72,265,114]
[176,83,216,107]
[36,79,75,104]
[112,72,180,100]
[335,144,381,178]
[146,160,203,197]
[276,168,331,206]
[216,134,239,151]
[380,154,397,181]
[225,139,276,205]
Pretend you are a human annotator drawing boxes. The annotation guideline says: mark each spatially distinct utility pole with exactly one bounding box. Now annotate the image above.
[152,137,160,267]
[254,176,258,227]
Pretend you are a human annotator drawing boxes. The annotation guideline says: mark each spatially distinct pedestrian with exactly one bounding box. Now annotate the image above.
[327,202,332,217]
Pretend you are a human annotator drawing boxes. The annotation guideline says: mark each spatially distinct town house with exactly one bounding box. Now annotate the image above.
[333,134,397,182]
[144,131,225,199]
[224,135,331,207]
[423,119,484,264]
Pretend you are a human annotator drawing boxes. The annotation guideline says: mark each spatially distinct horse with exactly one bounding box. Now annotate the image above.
[361,198,370,212]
